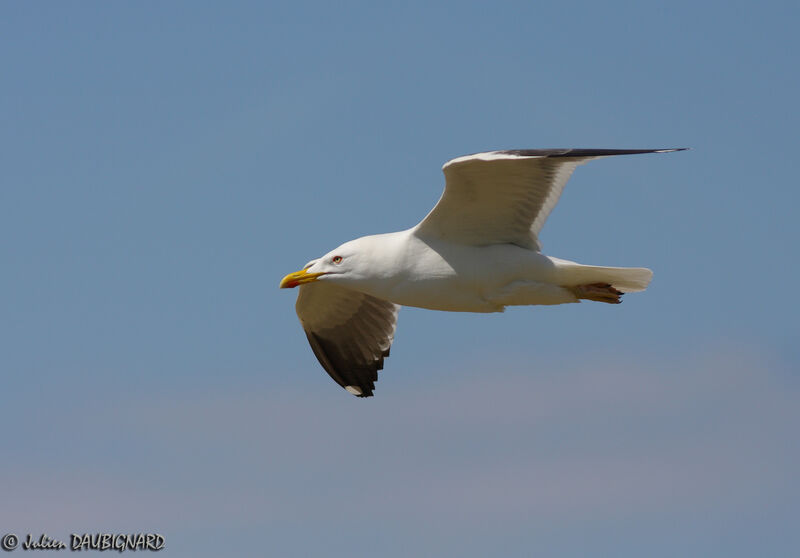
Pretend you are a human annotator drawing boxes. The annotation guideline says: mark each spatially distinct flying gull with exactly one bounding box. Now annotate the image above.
[280,148,685,397]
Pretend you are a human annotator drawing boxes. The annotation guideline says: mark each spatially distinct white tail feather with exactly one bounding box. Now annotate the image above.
[560,264,653,293]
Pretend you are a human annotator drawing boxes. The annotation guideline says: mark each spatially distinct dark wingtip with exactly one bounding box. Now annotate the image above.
[499,148,689,158]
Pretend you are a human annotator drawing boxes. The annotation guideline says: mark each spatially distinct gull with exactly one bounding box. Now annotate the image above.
[280,148,685,397]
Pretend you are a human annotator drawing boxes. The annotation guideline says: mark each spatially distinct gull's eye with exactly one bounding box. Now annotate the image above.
[332,256,342,264]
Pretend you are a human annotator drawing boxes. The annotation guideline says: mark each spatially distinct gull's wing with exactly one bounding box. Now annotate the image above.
[415,148,685,250]
[296,281,400,398]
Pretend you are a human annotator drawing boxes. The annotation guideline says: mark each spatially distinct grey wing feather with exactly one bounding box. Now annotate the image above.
[415,148,686,250]
[296,282,400,397]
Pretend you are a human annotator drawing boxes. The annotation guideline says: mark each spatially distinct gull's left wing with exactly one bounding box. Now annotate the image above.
[295,282,400,397]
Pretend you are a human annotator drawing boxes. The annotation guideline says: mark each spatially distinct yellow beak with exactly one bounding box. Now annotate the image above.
[279,268,326,289]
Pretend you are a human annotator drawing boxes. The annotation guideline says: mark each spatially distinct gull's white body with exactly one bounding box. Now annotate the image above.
[326,230,651,313]
[281,148,685,397]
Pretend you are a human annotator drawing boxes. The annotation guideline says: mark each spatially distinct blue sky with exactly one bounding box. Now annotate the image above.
[2,1,798,556]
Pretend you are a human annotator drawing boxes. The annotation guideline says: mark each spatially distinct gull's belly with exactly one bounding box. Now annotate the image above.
[384,242,564,312]
[388,273,498,312]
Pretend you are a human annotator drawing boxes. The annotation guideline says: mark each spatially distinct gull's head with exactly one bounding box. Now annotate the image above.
[279,240,368,289]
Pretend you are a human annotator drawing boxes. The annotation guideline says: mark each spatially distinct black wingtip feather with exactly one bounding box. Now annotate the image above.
[499,148,688,158]
[303,330,393,398]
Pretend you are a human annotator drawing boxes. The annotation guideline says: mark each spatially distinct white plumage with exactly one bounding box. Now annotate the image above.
[280,148,685,397]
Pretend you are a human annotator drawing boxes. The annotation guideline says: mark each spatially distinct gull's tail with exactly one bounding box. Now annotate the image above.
[560,264,653,293]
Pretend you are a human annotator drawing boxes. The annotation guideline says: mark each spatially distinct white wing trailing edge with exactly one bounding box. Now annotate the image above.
[295,281,400,397]
[415,148,686,250]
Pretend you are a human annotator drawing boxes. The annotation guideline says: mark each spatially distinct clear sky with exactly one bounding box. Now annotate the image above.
[2,1,798,556]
